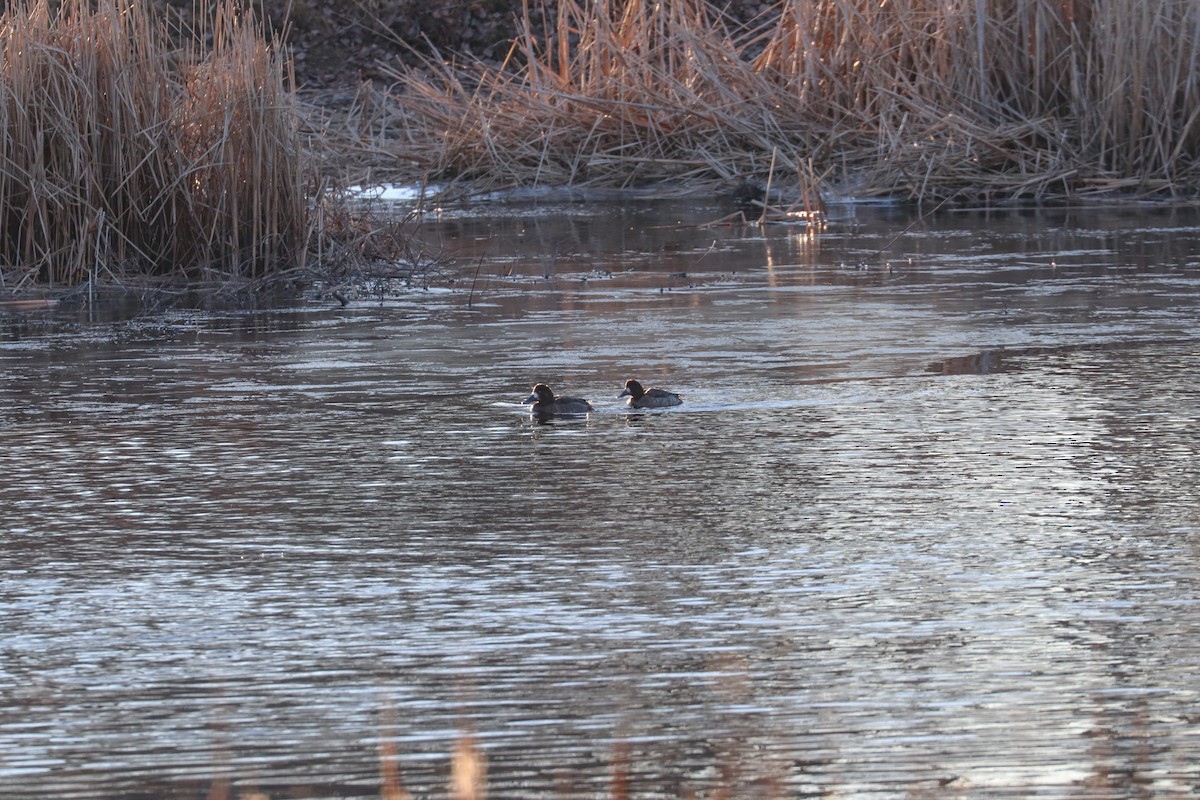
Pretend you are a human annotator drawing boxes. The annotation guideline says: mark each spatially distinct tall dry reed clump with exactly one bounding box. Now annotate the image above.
[389,0,1200,201]
[0,0,306,291]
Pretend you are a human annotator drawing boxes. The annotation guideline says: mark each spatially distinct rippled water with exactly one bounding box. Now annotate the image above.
[2,202,1199,799]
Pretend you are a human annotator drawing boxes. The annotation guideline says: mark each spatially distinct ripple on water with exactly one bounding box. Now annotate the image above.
[2,205,1200,798]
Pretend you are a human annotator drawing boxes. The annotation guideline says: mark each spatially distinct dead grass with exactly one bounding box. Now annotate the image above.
[379,0,1200,202]
[0,0,432,302]
[0,0,312,293]
[9,0,1200,296]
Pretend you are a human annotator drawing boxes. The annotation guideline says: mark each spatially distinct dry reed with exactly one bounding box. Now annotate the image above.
[383,0,1200,201]
[0,0,309,294]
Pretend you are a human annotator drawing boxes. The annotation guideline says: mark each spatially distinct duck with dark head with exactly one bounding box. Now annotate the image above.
[523,383,594,416]
[618,379,682,409]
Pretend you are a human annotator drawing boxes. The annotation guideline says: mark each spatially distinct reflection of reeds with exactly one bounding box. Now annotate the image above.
[0,0,307,289]
[387,0,1200,200]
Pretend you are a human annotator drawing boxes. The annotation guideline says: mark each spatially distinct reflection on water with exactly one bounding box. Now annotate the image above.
[2,204,1200,799]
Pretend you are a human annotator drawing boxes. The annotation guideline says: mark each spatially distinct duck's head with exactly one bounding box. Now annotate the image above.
[617,379,645,400]
[523,383,555,405]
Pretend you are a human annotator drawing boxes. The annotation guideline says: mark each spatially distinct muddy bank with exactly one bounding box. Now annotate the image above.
[225,0,771,87]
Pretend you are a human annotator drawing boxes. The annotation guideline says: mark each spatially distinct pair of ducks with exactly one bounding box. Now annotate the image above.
[524,379,682,415]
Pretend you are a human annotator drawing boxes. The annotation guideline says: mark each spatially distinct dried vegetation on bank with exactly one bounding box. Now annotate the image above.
[7,0,1200,299]
[0,0,422,303]
[0,0,303,294]
[372,0,1200,202]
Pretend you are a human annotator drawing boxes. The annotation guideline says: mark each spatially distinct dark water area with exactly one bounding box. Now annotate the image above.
[2,201,1199,799]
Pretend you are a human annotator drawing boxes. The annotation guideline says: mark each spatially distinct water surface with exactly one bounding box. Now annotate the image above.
[2,202,1199,799]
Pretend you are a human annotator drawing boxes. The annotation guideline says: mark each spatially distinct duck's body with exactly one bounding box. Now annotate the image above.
[618,379,682,409]
[523,383,594,415]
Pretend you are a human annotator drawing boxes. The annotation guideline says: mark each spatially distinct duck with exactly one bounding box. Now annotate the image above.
[617,378,682,409]
[522,383,594,415]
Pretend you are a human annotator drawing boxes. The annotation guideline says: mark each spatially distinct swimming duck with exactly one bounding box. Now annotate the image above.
[617,379,682,408]
[523,383,594,415]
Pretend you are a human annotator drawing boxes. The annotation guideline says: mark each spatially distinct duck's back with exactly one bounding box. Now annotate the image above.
[550,396,594,414]
[632,388,683,408]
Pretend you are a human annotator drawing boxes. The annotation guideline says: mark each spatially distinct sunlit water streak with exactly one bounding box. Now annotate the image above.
[1,203,1199,799]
